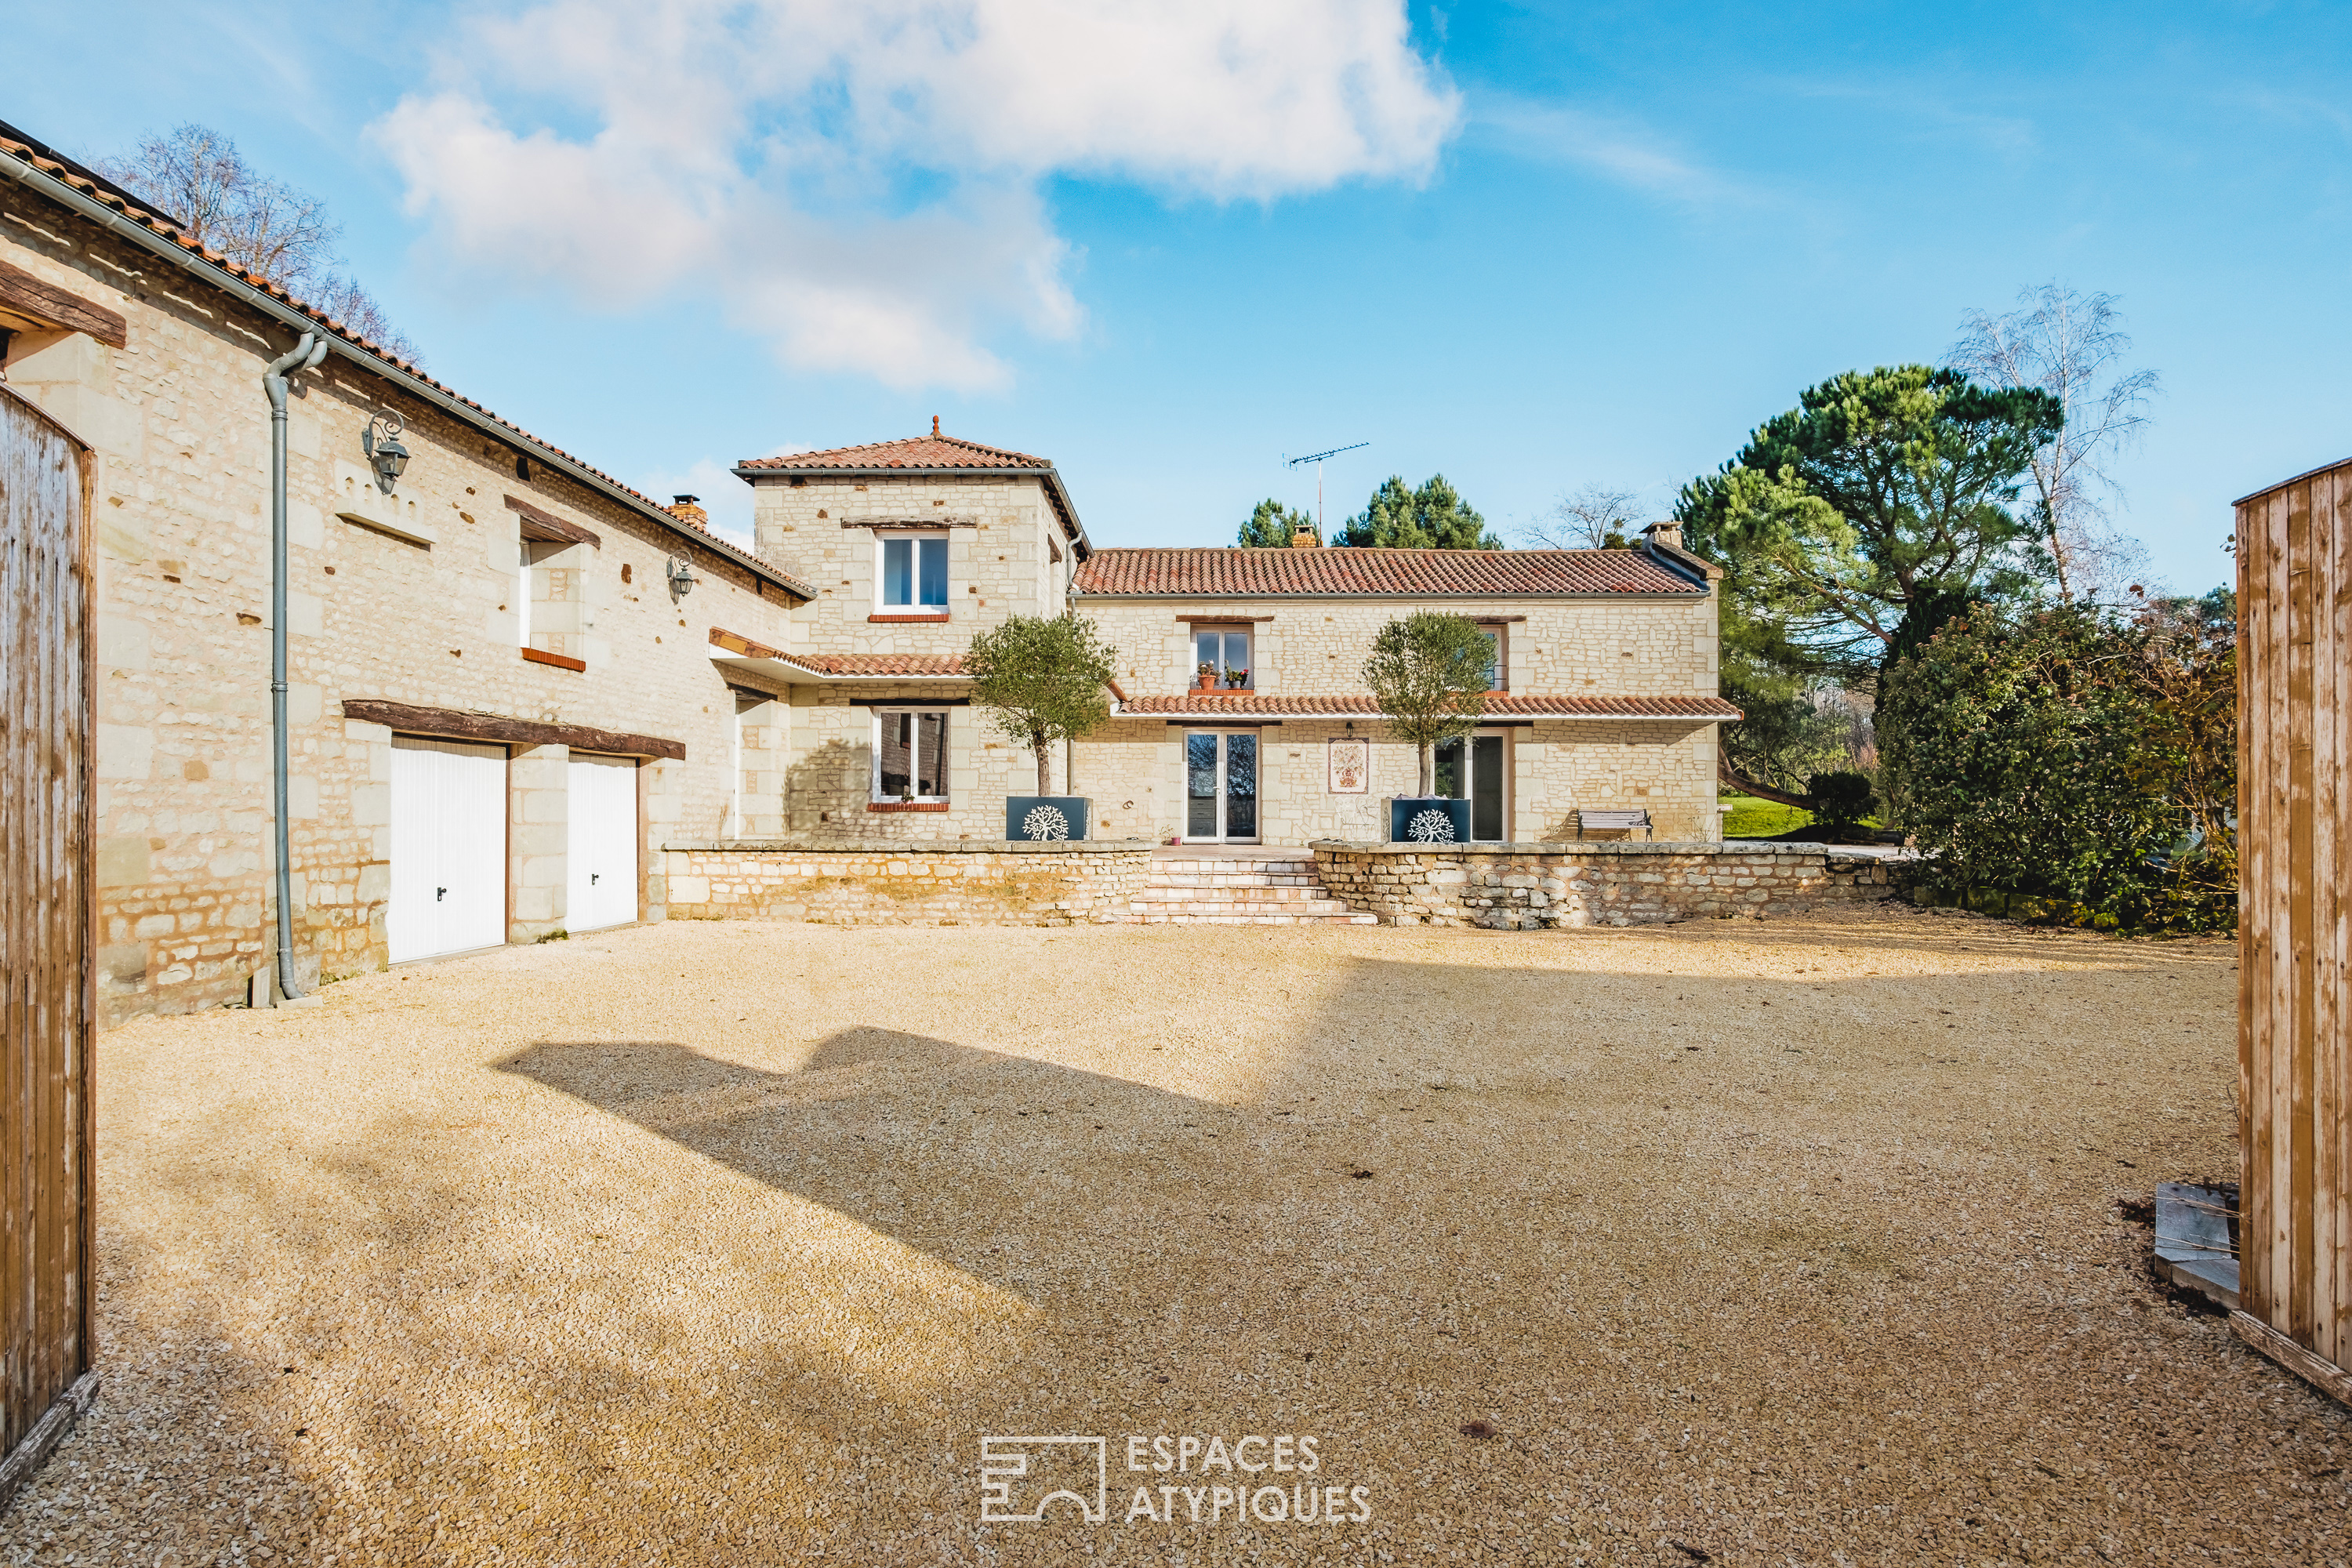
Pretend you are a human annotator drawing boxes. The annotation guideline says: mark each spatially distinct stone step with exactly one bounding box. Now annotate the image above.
[1134,887,1341,904]
[1118,910,1377,925]
[1129,893,1362,911]
[1149,866,1317,880]
[1134,851,1370,924]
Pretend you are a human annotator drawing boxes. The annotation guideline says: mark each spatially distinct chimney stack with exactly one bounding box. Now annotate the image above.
[1640,520,1684,553]
[1290,518,1320,549]
[668,494,710,531]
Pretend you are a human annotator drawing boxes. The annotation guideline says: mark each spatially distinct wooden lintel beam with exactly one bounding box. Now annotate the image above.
[0,260,128,348]
[340,699,684,760]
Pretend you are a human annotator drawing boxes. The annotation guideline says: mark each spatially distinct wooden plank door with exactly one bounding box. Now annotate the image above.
[0,386,96,1491]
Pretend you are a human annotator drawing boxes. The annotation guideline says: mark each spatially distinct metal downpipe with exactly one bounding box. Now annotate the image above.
[262,330,325,1000]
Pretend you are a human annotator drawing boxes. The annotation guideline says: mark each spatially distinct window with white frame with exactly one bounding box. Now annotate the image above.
[1477,624,1506,691]
[873,708,950,801]
[1192,626,1254,690]
[878,532,949,610]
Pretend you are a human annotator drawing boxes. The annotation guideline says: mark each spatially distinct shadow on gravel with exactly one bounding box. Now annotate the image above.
[495,1031,1276,1304]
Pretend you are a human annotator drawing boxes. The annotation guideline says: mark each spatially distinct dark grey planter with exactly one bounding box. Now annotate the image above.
[1389,796,1472,844]
[1006,796,1089,841]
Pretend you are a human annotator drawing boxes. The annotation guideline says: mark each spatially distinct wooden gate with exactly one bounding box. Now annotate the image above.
[2235,456,2352,1405]
[0,386,96,1509]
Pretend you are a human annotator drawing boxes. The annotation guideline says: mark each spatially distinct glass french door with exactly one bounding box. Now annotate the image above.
[1185,731,1260,842]
[1434,731,1507,841]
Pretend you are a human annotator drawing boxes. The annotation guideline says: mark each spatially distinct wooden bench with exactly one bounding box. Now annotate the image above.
[1576,808,1653,840]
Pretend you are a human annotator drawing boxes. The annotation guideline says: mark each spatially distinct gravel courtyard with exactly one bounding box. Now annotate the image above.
[2,906,2343,1566]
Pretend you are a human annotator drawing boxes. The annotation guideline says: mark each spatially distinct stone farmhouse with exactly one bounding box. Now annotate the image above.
[710,437,1736,846]
[2,113,1759,1018]
[2,121,807,1022]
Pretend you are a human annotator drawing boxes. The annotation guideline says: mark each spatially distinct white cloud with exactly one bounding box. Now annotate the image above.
[1475,96,1761,212]
[372,0,1458,389]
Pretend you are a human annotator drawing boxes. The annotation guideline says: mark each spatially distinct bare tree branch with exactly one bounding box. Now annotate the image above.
[1949,285,2155,602]
[97,122,423,365]
[1524,482,1642,549]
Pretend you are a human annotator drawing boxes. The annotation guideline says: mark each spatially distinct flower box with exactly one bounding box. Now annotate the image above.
[1388,796,1472,844]
[1005,796,1090,841]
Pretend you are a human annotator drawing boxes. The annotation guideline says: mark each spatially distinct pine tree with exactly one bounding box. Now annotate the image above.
[1239,498,1313,546]
[1336,474,1497,550]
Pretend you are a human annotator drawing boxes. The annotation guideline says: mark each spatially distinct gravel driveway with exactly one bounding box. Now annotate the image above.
[1,906,2342,1566]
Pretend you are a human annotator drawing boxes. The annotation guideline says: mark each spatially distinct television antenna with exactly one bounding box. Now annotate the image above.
[1285,442,1367,543]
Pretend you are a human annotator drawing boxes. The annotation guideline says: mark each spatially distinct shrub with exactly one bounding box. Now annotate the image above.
[1805,771,1875,838]
[1878,600,2236,933]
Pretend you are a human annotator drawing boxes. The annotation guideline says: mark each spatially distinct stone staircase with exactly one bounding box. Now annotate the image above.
[1123,852,1377,925]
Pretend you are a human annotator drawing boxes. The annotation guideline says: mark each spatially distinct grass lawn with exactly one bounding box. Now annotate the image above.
[1720,790,1813,838]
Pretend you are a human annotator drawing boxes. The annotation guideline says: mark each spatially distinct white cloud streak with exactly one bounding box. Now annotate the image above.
[372,0,1459,390]
[1474,96,1761,212]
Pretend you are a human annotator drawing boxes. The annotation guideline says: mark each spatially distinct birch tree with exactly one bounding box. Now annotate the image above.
[1524,482,1641,549]
[100,124,422,363]
[1947,286,2157,603]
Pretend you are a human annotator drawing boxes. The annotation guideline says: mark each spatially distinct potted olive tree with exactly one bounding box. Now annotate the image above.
[964,612,1120,841]
[1364,612,1491,844]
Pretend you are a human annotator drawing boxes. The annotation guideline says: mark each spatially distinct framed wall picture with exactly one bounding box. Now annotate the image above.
[1327,736,1370,793]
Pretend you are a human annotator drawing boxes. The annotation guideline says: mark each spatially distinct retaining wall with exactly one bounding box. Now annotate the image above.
[1308,840,1900,928]
[661,839,1152,927]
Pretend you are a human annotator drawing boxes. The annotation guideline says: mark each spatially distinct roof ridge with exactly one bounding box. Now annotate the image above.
[1069,543,1708,597]
[739,430,1053,469]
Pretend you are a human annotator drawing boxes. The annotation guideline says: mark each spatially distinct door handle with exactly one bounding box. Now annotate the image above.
[436,887,447,901]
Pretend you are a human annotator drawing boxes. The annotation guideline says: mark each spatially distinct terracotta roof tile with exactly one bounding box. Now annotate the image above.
[1070,547,1704,597]
[792,652,967,677]
[0,119,808,601]
[731,419,1089,554]
[1116,692,1740,719]
[739,432,1052,472]
[708,630,964,678]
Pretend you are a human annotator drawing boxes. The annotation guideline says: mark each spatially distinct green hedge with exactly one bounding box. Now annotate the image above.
[1878,601,2237,934]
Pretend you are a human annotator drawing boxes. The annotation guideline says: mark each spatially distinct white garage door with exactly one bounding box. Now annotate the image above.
[389,737,508,963]
[566,753,639,932]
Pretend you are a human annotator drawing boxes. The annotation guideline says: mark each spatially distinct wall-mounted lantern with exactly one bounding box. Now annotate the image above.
[362,410,410,495]
[666,557,699,601]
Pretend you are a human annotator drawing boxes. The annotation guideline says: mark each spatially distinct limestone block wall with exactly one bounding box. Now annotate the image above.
[731,691,789,837]
[662,839,1150,925]
[1069,718,1720,844]
[0,184,802,1020]
[1515,720,1719,841]
[779,684,1059,840]
[749,474,1071,658]
[1310,841,1898,928]
[1074,593,1718,699]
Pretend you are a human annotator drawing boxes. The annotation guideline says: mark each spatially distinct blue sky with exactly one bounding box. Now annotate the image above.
[13,0,2347,596]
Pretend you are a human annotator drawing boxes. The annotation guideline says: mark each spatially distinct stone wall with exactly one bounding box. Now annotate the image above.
[747,473,1072,658]
[1308,840,1899,928]
[778,682,1061,840]
[662,839,1152,926]
[0,180,803,1019]
[1069,717,1720,846]
[1076,592,1719,701]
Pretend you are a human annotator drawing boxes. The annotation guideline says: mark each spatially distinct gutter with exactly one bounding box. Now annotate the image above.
[0,138,810,601]
[263,329,327,1002]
